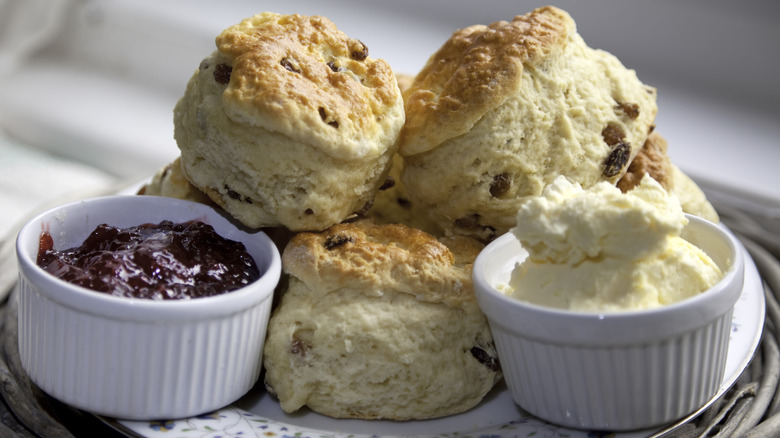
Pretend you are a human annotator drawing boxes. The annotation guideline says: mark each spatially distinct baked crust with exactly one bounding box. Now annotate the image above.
[216,12,403,160]
[395,6,658,240]
[399,6,572,156]
[282,219,478,306]
[173,12,404,231]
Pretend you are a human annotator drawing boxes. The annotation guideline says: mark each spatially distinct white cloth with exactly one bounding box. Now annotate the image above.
[0,130,116,241]
[0,0,73,76]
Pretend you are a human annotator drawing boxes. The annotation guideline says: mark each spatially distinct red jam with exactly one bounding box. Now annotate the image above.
[36,220,260,300]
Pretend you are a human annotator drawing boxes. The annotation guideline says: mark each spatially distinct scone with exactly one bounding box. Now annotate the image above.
[263,219,501,420]
[137,157,214,205]
[139,157,297,254]
[367,145,443,236]
[174,12,404,231]
[368,72,442,235]
[669,165,719,223]
[617,131,719,222]
[398,6,657,240]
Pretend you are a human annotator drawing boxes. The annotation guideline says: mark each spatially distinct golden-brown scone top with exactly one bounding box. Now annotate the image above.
[216,12,403,160]
[399,6,572,156]
[282,219,482,307]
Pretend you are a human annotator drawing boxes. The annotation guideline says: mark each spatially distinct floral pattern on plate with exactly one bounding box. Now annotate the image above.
[117,406,621,438]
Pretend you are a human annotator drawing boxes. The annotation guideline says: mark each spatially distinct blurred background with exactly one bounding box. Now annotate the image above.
[1,0,779,233]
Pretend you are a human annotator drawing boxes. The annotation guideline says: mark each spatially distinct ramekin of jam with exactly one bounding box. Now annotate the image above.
[37,219,261,301]
[15,195,281,420]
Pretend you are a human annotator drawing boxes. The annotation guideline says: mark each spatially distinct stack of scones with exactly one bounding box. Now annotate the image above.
[140,6,718,420]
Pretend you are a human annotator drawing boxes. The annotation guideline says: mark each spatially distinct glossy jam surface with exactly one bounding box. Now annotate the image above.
[37,220,260,300]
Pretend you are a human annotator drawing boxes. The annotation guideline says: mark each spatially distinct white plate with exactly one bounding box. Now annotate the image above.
[108,239,765,438]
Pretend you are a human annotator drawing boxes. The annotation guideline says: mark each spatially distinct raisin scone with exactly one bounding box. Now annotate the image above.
[138,157,296,254]
[174,12,404,231]
[137,157,214,205]
[398,6,657,240]
[262,219,501,420]
[368,72,442,235]
[617,131,718,222]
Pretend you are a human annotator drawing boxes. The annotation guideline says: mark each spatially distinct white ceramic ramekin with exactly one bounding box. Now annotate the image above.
[15,195,281,420]
[473,214,744,431]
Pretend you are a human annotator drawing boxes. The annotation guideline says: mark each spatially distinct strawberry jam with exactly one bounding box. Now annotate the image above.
[37,220,259,300]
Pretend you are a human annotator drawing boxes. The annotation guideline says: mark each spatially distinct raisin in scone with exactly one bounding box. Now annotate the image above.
[617,131,718,222]
[174,12,404,231]
[263,219,501,420]
[398,6,657,240]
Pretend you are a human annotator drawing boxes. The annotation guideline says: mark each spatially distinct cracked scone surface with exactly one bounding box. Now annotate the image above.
[174,12,404,231]
[399,6,657,240]
[262,219,501,420]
